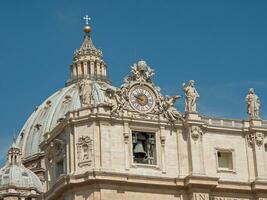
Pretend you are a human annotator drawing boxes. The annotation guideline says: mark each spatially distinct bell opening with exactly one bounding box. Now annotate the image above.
[132,131,157,165]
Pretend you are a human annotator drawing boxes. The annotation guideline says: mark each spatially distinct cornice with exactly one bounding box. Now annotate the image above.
[43,170,267,200]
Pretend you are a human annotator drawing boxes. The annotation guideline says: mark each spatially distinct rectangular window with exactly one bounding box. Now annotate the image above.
[132,131,156,165]
[55,160,64,177]
[216,150,234,171]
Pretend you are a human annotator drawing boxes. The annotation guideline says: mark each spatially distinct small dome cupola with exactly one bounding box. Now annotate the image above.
[7,138,22,165]
[68,15,109,85]
[0,138,43,197]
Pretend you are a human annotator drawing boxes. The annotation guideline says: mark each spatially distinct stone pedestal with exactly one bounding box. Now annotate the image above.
[185,112,201,121]
[250,119,262,127]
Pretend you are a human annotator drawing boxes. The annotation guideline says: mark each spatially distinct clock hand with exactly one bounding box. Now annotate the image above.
[134,95,143,101]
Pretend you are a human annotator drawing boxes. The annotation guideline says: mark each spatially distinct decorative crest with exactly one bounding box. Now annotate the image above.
[124,60,155,84]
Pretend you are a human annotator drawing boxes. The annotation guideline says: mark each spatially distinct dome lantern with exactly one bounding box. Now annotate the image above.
[67,15,110,85]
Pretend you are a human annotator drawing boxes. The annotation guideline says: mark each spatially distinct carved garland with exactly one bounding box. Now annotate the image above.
[247,132,264,147]
[191,126,203,140]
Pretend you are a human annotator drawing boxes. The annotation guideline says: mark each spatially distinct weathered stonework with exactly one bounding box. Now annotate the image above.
[2,17,267,200]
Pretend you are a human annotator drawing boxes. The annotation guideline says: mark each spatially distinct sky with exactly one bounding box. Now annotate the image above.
[0,0,267,166]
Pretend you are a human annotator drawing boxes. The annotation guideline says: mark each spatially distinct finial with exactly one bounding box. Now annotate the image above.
[11,130,18,148]
[83,15,91,33]
[13,129,16,142]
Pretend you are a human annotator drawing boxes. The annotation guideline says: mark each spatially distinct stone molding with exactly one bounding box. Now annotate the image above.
[42,170,267,200]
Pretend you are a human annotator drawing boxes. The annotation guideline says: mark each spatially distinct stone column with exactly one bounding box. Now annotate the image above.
[101,63,106,76]
[83,61,88,75]
[96,61,101,76]
[90,61,95,75]
[72,64,77,77]
[77,62,82,76]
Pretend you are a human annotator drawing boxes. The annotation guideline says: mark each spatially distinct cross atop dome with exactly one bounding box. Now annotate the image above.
[83,15,92,34]
[83,15,91,25]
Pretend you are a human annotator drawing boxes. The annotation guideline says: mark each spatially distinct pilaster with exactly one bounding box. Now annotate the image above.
[160,125,166,173]
[123,122,130,170]
[185,112,206,175]
[247,119,267,180]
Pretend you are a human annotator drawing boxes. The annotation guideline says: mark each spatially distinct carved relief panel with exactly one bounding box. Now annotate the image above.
[77,136,93,167]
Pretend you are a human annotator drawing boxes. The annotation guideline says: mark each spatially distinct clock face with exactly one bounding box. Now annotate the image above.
[129,85,156,113]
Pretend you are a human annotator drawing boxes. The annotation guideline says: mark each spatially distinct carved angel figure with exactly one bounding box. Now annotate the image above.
[145,66,155,83]
[163,95,183,122]
[182,80,199,112]
[246,88,260,119]
[104,88,119,114]
[131,64,139,80]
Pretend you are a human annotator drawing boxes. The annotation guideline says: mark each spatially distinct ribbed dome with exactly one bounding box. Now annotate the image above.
[0,164,43,192]
[17,81,116,158]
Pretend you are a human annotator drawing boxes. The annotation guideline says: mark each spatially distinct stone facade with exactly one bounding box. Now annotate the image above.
[1,17,267,200]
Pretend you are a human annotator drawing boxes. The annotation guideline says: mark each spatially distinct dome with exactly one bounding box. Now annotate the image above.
[17,81,116,158]
[0,164,43,192]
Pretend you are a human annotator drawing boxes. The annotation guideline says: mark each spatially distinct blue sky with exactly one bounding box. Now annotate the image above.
[0,0,267,166]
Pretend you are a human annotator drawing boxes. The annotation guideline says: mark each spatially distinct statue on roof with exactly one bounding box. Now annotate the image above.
[182,80,199,113]
[246,88,260,119]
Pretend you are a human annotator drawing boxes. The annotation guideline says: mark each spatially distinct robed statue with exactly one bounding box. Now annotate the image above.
[246,88,260,119]
[182,80,199,112]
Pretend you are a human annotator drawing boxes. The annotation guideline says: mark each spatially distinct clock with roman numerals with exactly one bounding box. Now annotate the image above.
[128,84,156,113]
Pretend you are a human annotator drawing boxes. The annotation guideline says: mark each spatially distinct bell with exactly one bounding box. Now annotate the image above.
[134,141,146,158]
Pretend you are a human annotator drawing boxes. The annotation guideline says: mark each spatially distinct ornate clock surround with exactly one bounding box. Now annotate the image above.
[128,83,157,113]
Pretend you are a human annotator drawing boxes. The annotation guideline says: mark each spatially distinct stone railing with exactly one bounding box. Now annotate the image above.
[202,116,267,129]
[201,116,244,128]
[66,74,111,86]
